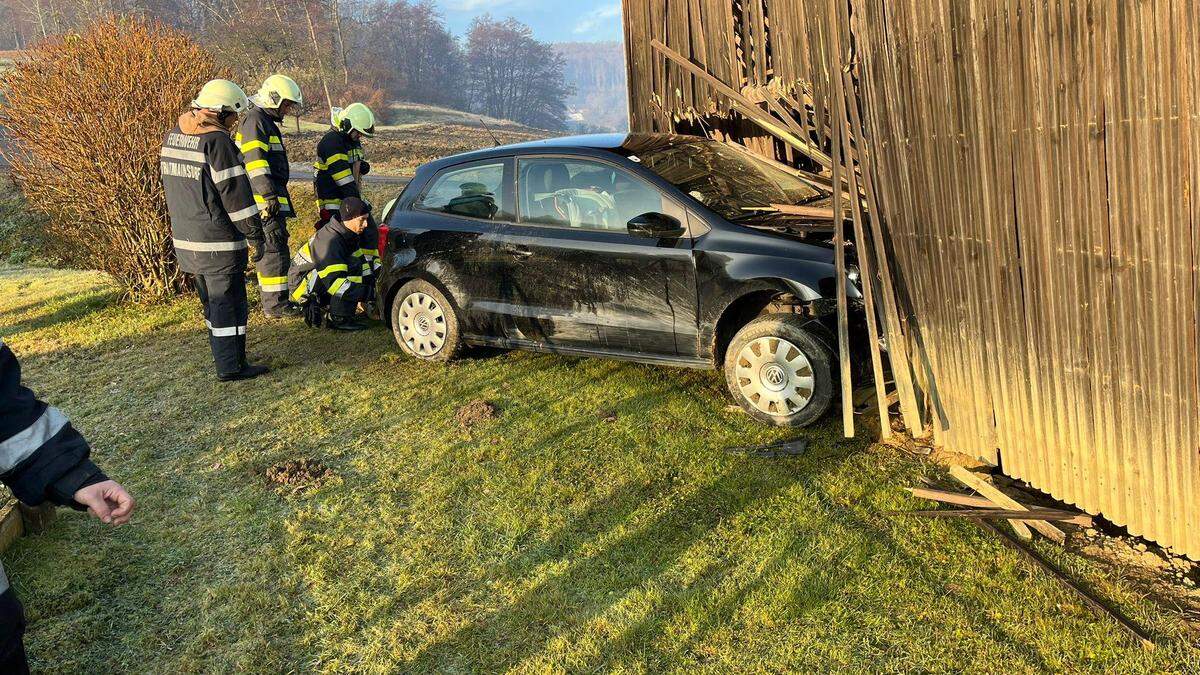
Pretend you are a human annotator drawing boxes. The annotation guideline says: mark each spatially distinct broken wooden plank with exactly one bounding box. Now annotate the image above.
[898,508,1094,526]
[908,487,1095,527]
[767,203,837,220]
[950,465,1066,544]
[649,39,835,170]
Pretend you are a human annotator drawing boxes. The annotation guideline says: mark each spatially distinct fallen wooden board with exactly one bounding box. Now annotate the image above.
[898,508,1094,526]
[950,466,1066,544]
[908,488,1094,527]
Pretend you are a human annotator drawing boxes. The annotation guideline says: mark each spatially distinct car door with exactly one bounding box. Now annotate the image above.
[405,157,514,338]
[493,154,696,357]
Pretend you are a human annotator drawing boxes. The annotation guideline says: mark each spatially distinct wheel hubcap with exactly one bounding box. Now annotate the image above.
[735,337,815,417]
[398,292,447,357]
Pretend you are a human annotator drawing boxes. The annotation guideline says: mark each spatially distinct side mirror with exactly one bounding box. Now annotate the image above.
[627,212,686,239]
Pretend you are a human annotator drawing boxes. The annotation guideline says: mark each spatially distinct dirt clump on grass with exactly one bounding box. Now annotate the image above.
[265,459,334,494]
[456,400,499,428]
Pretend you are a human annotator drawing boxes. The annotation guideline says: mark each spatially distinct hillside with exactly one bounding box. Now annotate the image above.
[288,102,551,175]
[555,41,629,132]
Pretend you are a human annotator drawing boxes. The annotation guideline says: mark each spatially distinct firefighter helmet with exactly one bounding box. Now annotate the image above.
[191,79,249,114]
[254,74,304,110]
[332,102,376,137]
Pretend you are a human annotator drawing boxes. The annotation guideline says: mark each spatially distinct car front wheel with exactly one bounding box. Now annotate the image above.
[723,314,834,427]
[391,279,462,362]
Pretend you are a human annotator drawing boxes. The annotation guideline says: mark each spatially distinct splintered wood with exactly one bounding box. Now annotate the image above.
[624,0,1200,559]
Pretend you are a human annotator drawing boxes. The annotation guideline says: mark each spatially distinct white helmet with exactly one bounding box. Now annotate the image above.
[331,102,376,137]
[253,74,303,110]
[191,79,249,114]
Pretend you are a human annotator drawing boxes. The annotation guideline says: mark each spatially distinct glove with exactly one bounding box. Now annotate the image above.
[259,196,281,220]
[359,160,371,177]
[249,238,265,263]
[303,300,323,328]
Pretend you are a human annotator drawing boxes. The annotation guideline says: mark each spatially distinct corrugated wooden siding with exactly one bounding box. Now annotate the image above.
[623,0,1200,559]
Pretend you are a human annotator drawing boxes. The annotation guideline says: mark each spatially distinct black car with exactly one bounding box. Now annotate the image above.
[375,133,865,427]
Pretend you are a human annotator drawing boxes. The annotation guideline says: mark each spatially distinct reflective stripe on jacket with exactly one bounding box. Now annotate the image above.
[161,113,263,275]
[313,129,363,212]
[236,106,294,218]
[0,337,108,594]
[288,218,367,306]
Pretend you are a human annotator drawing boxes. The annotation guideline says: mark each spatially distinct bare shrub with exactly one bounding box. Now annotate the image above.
[0,17,222,301]
[334,83,390,125]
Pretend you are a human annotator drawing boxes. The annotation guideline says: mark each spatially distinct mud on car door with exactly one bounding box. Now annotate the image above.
[494,155,696,357]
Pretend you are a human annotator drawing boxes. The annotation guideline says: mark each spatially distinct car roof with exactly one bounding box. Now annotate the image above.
[421,132,711,171]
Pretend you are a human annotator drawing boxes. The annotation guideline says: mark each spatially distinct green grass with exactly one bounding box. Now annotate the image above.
[2,266,1198,673]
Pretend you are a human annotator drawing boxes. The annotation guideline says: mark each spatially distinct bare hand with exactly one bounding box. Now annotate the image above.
[74,480,135,525]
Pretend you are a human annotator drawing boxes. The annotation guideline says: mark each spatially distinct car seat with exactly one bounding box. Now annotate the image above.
[524,163,571,223]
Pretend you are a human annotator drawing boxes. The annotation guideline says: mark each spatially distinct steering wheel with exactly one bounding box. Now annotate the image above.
[552,188,618,229]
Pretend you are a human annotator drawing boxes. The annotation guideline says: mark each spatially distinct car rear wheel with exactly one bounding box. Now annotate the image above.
[391,279,462,362]
[723,314,834,427]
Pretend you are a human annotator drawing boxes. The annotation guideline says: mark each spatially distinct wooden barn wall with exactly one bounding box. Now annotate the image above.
[624,0,1200,558]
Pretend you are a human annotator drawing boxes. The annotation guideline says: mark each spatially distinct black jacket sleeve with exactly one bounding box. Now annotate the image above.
[0,339,107,509]
[208,135,264,241]
[237,113,277,201]
[318,134,362,200]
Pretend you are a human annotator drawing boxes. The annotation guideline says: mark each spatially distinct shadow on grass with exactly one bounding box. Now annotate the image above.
[0,287,120,335]
[402,456,832,671]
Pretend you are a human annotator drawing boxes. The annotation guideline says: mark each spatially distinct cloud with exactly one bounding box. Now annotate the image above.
[573,2,622,35]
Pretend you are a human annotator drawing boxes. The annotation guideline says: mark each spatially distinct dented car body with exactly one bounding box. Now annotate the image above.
[377,133,866,426]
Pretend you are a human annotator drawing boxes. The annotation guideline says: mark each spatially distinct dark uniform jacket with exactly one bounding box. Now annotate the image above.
[161,111,264,275]
[288,217,367,307]
[236,106,294,218]
[0,338,107,595]
[313,128,366,212]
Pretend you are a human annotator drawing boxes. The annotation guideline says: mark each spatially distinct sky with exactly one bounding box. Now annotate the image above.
[431,0,624,43]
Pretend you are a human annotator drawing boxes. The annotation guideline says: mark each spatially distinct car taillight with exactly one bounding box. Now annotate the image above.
[377,222,389,258]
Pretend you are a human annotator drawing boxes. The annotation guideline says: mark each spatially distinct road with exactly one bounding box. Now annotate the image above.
[288,163,411,187]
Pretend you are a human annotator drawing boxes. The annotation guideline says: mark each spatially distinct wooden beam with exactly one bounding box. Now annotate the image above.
[950,466,1066,544]
[826,0,853,438]
[650,39,835,170]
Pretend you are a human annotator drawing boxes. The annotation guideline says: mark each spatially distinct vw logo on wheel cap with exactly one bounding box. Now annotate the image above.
[761,363,788,390]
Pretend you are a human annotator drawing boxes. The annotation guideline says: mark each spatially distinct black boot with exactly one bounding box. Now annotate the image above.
[218,364,271,382]
[265,304,304,319]
[327,315,369,332]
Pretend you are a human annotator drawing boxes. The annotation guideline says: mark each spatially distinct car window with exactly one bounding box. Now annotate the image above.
[417,161,509,221]
[518,158,665,231]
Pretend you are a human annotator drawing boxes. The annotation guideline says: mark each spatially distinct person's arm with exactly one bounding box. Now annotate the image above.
[316,240,366,303]
[0,339,133,524]
[209,136,264,247]
[236,114,278,214]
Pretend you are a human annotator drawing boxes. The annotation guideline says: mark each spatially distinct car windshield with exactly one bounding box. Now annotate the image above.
[635,140,826,220]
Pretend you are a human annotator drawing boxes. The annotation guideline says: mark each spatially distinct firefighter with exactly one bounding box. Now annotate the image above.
[161,79,270,382]
[288,196,372,332]
[313,103,380,317]
[0,337,135,671]
[237,74,304,319]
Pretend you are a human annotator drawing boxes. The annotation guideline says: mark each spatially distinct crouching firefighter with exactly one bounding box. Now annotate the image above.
[314,102,380,316]
[161,79,271,382]
[238,74,304,319]
[288,197,373,332]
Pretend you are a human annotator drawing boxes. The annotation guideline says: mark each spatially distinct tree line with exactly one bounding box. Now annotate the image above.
[0,0,574,129]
